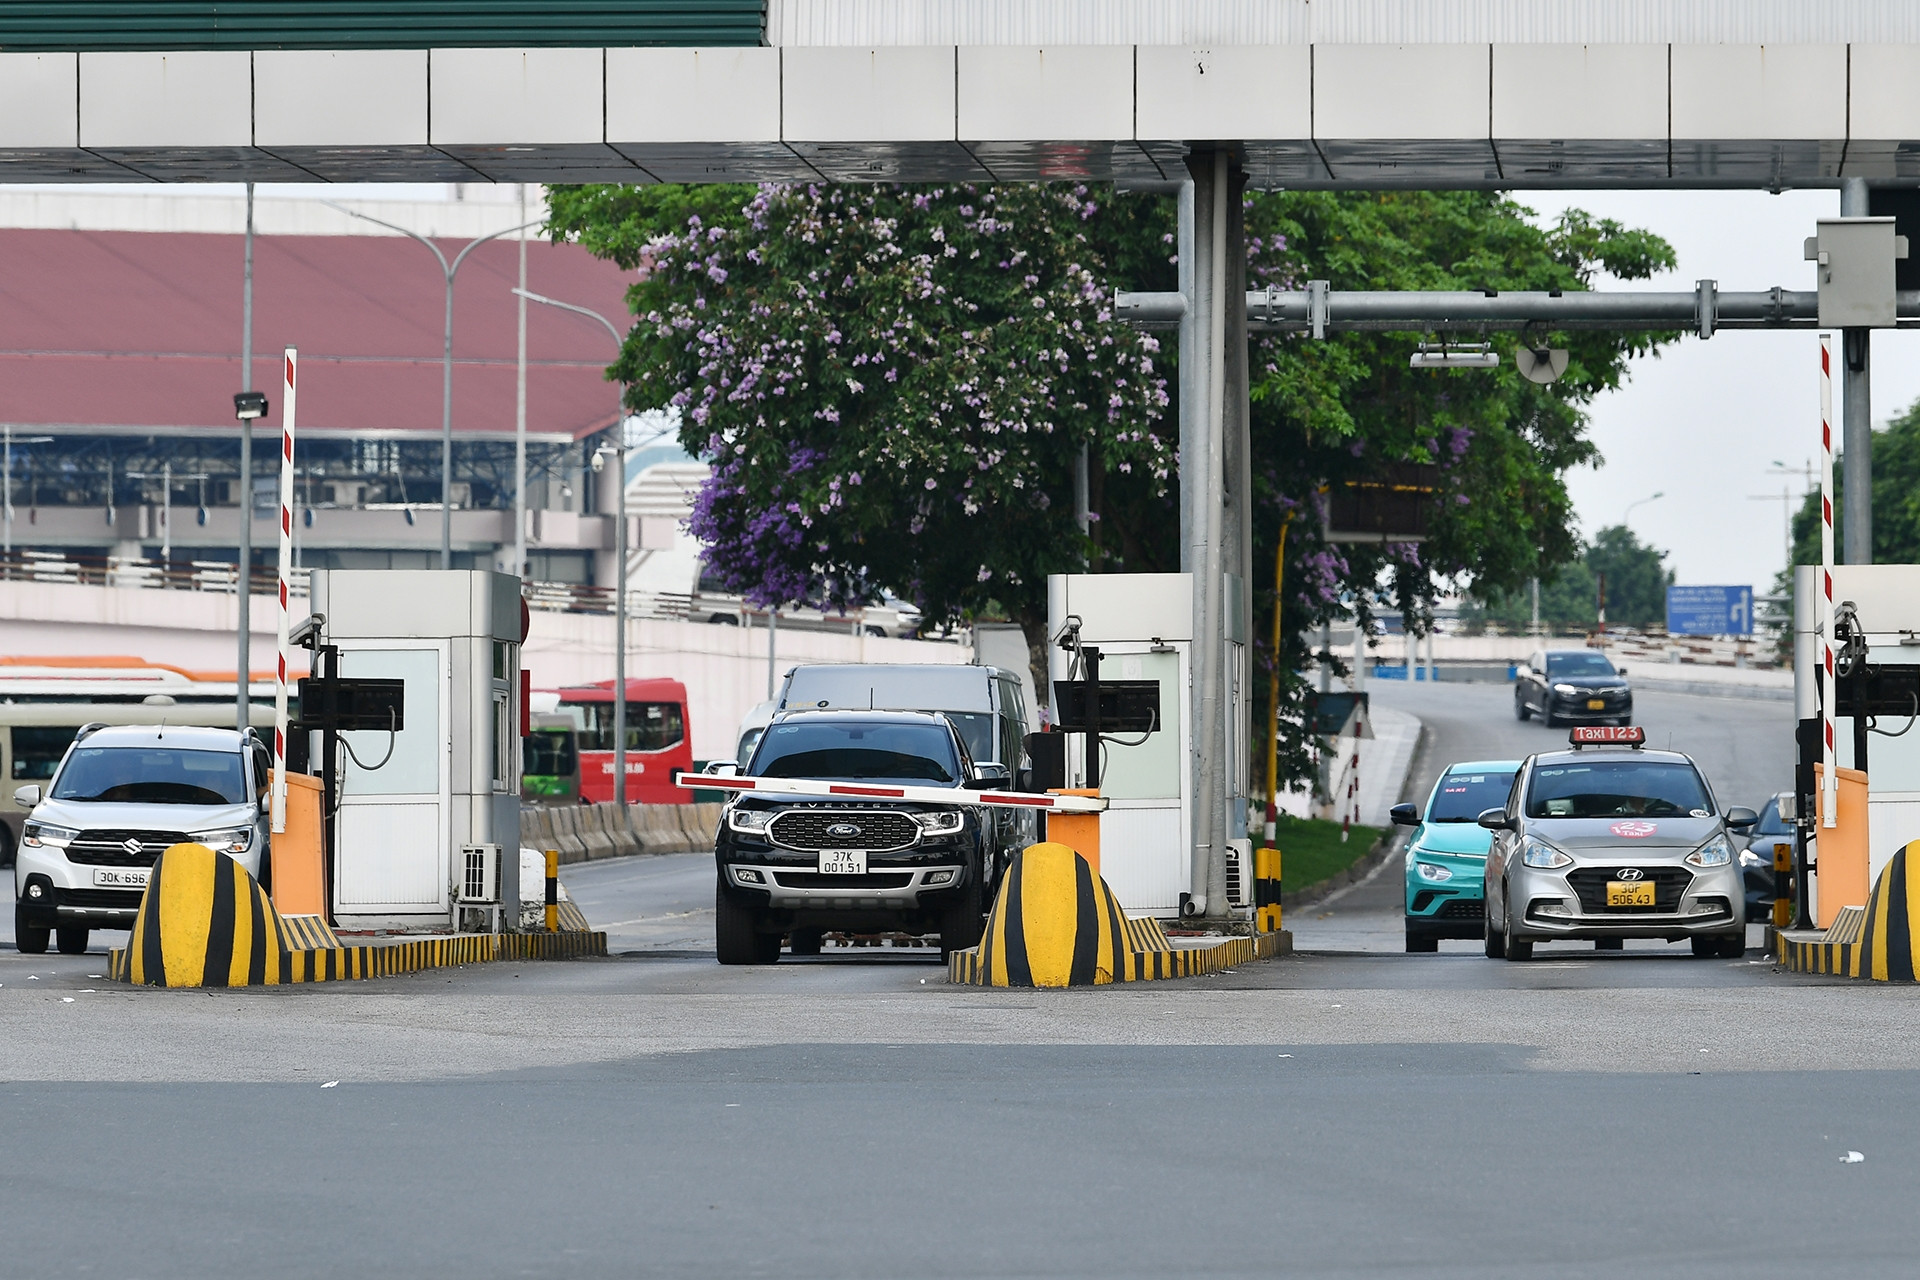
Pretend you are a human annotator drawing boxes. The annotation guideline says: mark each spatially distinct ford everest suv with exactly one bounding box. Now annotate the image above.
[13,724,271,955]
[713,709,1005,964]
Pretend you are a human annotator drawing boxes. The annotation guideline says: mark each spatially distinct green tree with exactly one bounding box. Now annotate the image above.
[1469,525,1672,631]
[1787,395,1920,571]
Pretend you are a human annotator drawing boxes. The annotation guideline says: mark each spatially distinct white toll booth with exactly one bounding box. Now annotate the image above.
[1047,572,1250,919]
[309,569,523,932]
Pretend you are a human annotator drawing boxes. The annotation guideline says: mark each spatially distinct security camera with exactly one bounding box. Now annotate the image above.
[591,451,606,474]
[233,391,269,421]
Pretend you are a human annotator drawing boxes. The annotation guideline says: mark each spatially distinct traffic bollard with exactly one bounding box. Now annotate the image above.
[545,849,559,933]
[1773,841,1793,930]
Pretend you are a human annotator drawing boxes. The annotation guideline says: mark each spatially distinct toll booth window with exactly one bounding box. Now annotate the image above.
[578,702,685,752]
[12,726,76,780]
[493,641,508,681]
[492,691,512,792]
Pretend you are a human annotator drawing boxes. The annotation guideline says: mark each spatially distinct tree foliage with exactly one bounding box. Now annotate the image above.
[1469,525,1675,632]
[1786,394,1920,571]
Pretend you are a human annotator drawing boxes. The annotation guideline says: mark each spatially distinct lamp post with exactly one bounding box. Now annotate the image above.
[512,287,632,806]
[322,202,538,569]
[1622,491,1664,529]
[236,182,257,730]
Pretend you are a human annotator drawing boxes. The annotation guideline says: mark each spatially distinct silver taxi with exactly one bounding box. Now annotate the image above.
[1480,726,1756,960]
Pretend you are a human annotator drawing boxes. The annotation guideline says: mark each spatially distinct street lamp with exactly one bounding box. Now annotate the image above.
[1622,491,1664,528]
[322,202,539,569]
[513,286,634,807]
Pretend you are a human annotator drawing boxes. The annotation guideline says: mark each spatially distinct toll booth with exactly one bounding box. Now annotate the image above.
[308,569,524,932]
[1793,564,1920,921]
[1046,572,1248,919]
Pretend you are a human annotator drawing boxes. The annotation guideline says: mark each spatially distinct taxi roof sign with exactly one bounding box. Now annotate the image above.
[1569,725,1645,748]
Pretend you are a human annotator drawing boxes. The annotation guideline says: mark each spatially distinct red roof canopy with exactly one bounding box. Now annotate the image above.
[0,226,638,441]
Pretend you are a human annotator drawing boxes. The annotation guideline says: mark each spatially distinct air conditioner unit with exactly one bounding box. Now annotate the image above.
[1224,838,1254,909]
[457,844,501,904]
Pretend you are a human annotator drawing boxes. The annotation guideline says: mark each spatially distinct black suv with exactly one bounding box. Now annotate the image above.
[714,709,1003,964]
[1514,648,1633,727]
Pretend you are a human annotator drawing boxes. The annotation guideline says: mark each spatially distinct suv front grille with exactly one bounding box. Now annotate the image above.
[769,809,919,852]
[1567,866,1693,913]
[59,887,146,910]
[772,871,914,890]
[65,829,190,867]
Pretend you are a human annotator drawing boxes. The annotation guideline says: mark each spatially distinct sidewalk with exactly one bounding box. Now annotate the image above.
[1356,706,1423,826]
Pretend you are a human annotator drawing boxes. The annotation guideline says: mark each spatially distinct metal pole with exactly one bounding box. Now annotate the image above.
[1185,149,1229,919]
[613,417,627,809]
[767,609,778,699]
[1840,178,1872,564]
[160,461,170,565]
[4,426,11,561]
[1820,334,1838,827]
[1530,577,1540,636]
[1073,443,1090,541]
[1263,514,1292,846]
[514,184,529,581]
[238,183,254,729]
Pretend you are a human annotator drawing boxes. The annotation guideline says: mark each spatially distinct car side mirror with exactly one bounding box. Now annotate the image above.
[707,761,741,777]
[258,792,271,814]
[1477,807,1513,831]
[1389,802,1419,827]
[1017,767,1036,793]
[1725,806,1759,830]
[1616,665,1628,676]
[970,763,1012,789]
[14,784,41,809]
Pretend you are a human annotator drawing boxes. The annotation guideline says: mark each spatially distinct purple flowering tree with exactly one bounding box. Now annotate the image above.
[600,183,1171,638]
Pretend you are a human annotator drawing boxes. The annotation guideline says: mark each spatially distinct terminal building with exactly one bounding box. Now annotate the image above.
[0,184,661,592]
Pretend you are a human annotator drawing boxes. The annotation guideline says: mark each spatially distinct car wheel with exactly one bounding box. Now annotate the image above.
[1691,933,1743,959]
[1595,937,1624,951]
[15,904,49,955]
[56,925,89,955]
[1514,693,1532,722]
[789,928,824,956]
[715,880,778,965]
[1484,909,1504,959]
[0,824,14,868]
[938,872,986,959]
[1405,925,1439,954]
[1540,705,1558,729]
[1502,891,1533,961]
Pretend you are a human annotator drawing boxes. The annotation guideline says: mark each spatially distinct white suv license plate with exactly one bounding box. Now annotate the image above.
[93,867,151,889]
[817,850,868,876]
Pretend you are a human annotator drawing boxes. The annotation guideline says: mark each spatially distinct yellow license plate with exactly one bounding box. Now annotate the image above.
[1606,881,1655,907]
[1587,698,1606,710]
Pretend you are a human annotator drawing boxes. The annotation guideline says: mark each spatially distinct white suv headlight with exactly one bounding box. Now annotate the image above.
[914,810,965,836]
[21,819,78,848]
[1687,834,1733,868]
[1522,838,1573,869]
[190,826,255,854]
[1552,683,1579,696]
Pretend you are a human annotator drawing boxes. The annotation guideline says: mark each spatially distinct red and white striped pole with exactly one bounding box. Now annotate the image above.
[271,347,297,834]
[1820,333,1837,829]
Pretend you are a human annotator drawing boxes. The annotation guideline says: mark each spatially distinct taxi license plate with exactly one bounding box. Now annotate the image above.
[817,850,867,876]
[1606,881,1655,908]
[1587,698,1606,710]
[93,866,151,889]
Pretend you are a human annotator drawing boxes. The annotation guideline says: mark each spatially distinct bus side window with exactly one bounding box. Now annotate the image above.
[12,727,76,782]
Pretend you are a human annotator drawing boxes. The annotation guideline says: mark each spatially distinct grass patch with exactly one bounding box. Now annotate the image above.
[1271,817,1385,894]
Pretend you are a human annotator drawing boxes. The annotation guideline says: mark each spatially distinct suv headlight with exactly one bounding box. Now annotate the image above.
[191,826,255,854]
[727,808,772,835]
[914,810,965,836]
[1687,834,1733,868]
[1552,683,1578,696]
[1521,839,1573,870]
[21,819,78,848]
[1414,861,1453,882]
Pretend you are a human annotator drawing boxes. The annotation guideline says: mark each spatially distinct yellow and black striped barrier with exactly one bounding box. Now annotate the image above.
[107,842,606,987]
[948,841,1291,986]
[1255,844,1283,934]
[1778,839,1920,980]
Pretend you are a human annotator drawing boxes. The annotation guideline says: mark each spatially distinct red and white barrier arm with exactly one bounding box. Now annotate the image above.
[671,770,1108,813]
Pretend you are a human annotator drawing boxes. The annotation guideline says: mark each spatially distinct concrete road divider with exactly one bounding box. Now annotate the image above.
[111,842,606,987]
[518,802,720,864]
[1779,839,1920,980]
[949,841,1290,986]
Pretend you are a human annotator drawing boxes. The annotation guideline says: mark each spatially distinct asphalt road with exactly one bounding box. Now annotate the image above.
[11,679,1913,1280]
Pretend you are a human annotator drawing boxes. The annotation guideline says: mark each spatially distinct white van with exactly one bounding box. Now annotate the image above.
[774,664,1035,780]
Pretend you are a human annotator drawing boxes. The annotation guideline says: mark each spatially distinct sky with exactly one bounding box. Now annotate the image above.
[1522,188,1920,594]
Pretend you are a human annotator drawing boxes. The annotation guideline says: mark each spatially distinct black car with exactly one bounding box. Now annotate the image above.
[1737,793,1796,921]
[712,709,1006,964]
[1514,648,1633,727]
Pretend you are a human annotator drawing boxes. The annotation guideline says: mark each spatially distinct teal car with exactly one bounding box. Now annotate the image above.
[1390,760,1522,953]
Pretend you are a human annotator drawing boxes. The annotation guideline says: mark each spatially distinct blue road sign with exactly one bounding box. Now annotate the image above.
[1666,585,1753,636]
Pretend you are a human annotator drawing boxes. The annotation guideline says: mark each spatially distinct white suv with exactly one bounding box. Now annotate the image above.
[13,724,271,955]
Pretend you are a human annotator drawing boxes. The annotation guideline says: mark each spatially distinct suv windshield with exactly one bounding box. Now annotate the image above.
[752,721,960,784]
[1526,760,1712,820]
[1545,652,1618,678]
[52,746,247,805]
[1428,770,1517,822]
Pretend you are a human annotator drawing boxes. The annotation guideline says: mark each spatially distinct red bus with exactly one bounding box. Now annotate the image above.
[555,677,693,805]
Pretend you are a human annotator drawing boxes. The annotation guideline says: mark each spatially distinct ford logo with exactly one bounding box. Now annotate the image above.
[122,838,144,856]
[1615,867,1645,881]
[826,822,862,838]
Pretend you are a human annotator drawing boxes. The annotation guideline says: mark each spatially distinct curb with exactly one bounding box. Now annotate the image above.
[1776,840,1920,981]
[109,927,608,985]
